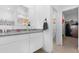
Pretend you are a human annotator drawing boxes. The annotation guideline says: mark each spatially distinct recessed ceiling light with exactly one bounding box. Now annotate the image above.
[7,8,10,10]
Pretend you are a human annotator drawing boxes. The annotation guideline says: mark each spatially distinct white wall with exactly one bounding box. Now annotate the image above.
[26,6,39,29]
[51,6,58,41]
[52,6,62,46]
[0,6,15,21]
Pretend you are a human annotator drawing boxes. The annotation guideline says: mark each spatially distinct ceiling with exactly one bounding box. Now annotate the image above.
[52,5,78,11]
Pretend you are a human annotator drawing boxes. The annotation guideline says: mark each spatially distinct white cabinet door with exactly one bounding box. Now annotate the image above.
[29,32,43,52]
[0,39,29,53]
[0,34,27,44]
[0,34,29,53]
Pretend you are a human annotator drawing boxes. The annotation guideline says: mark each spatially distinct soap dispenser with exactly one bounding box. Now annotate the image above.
[27,22,31,30]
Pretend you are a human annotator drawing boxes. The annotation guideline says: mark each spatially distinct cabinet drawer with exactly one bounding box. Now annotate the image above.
[0,34,29,45]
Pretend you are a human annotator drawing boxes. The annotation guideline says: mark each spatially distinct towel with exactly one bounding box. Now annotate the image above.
[43,22,48,30]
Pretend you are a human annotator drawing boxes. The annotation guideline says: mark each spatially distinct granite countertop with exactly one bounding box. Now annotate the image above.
[0,29,43,37]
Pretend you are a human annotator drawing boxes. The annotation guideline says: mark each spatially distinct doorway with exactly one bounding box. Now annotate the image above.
[62,8,78,50]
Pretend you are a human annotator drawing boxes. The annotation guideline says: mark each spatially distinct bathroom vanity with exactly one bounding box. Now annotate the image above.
[0,29,43,53]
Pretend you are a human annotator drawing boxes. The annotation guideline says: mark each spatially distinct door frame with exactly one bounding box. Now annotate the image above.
[62,7,79,49]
